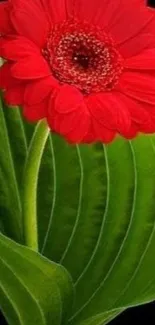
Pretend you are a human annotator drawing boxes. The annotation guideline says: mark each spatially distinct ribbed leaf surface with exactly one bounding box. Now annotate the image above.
[0,233,73,325]
[0,97,155,325]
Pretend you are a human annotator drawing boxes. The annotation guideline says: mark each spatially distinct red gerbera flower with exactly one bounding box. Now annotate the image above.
[0,0,155,143]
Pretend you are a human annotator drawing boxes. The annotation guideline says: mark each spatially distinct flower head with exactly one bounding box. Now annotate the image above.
[0,0,155,143]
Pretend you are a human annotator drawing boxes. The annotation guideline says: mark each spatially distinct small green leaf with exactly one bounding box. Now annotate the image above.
[0,97,26,242]
[0,232,74,325]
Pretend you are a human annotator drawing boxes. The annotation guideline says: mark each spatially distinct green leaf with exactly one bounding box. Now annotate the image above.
[37,134,155,325]
[0,97,27,242]
[0,232,74,325]
[1,97,155,325]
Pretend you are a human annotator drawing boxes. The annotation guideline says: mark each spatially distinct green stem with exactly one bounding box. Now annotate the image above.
[23,120,50,251]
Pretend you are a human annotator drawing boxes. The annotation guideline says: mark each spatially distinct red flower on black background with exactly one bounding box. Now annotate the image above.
[0,0,155,143]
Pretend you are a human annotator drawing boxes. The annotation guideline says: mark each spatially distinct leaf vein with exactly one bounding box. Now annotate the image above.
[74,144,110,286]
[60,145,84,263]
[69,141,137,320]
[41,135,57,254]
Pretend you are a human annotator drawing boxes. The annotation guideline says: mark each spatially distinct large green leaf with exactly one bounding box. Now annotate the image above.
[0,232,73,325]
[37,134,155,325]
[1,96,155,325]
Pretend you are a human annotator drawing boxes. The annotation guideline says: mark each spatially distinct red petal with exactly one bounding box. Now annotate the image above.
[23,100,48,122]
[0,2,13,34]
[0,37,40,61]
[24,77,58,105]
[81,121,97,143]
[4,85,25,105]
[47,93,90,143]
[86,92,131,135]
[64,111,90,143]
[125,49,155,70]
[108,1,155,45]
[10,0,49,47]
[41,0,67,23]
[121,123,139,139]
[54,85,85,114]
[92,119,116,143]
[11,55,51,80]
[117,93,151,125]
[117,88,155,135]
[0,62,19,89]
[69,0,155,43]
[119,71,155,105]
[119,32,155,58]
[65,0,105,22]
[49,110,79,134]
[49,110,90,143]
[114,93,155,136]
[140,118,155,133]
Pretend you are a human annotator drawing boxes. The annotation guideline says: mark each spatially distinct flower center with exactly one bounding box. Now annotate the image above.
[73,53,90,69]
[42,20,124,94]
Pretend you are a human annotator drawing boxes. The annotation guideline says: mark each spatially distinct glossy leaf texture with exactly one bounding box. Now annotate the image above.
[1,97,155,325]
[0,232,74,325]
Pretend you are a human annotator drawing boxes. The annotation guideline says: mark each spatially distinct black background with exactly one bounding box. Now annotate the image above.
[0,0,155,324]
